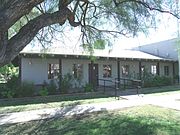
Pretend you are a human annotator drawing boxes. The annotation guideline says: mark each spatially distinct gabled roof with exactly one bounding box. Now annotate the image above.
[133,38,178,60]
[21,46,175,61]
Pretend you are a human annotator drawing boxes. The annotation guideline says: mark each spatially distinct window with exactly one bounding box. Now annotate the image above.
[103,65,112,78]
[48,64,59,79]
[151,65,157,75]
[72,64,83,79]
[141,66,145,72]
[122,65,129,77]
[164,66,169,76]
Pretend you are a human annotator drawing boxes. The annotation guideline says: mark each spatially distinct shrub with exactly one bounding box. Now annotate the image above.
[143,74,172,88]
[84,83,94,92]
[0,76,19,98]
[39,87,49,96]
[6,75,19,90]
[13,81,35,97]
[0,63,19,83]
[59,73,73,94]
[47,80,57,95]
[0,86,15,98]
[19,81,35,97]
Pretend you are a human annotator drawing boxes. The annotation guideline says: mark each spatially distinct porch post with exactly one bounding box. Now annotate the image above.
[59,58,62,91]
[157,62,160,75]
[117,59,120,88]
[18,56,22,84]
[89,61,94,86]
[173,62,175,84]
[139,61,142,80]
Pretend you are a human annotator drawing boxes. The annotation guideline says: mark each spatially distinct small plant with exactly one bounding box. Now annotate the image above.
[142,70,173,87]
[47,80,57,95]
[1,86,15,98]
[59,73,73,94]
[39,87,49,96]
[20,81,35,97]
[6,75,19,90]
[84,83,94,92]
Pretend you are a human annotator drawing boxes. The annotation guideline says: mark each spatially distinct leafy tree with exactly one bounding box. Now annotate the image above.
[0,64,18,83]
[0,0,179,67]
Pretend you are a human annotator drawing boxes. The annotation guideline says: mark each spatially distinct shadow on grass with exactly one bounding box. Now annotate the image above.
[0,92,113,107]
[0,101,96,125]
[1,108,180,135]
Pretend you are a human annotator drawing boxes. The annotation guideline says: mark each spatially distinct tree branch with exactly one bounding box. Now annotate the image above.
[85,25,129,37]
[2,8,80,66]
[113,0,180,19]
[0,0,44,32]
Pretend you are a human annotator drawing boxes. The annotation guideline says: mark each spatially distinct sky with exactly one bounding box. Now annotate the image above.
[59,13,179,50]
[113,13,179,49]
[25,11,179,51]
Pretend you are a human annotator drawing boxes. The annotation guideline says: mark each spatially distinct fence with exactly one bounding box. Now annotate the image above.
[97,78,142,98]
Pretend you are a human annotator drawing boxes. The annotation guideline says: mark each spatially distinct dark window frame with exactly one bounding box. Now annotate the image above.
[72,64,83,79]
[48,64,59,79]
[103,65,112,78]
[122,65,129,77]
[151,65,157,75]
[164,66,169,76]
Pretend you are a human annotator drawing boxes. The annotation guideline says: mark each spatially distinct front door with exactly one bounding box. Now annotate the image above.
[89,63,98,87]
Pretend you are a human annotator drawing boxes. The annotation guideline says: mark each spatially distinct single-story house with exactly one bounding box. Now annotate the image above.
[19,41,179,88]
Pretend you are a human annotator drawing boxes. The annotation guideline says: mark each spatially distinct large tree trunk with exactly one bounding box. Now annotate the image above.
[0,7,80,67]
[0,0,44,31]
[0,31,8,67]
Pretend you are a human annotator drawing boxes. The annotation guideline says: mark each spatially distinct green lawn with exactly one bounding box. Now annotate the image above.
[0,85,180,114]
[1,105,180,135]
[142,85,180,95]
[0,92,116,113]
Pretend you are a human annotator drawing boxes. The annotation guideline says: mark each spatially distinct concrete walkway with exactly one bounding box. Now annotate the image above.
[0,93,179,125]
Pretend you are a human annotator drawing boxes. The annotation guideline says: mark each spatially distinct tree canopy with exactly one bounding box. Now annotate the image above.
[0,0,179,67]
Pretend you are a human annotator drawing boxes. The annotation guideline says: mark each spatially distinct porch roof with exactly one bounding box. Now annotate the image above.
[20,47,175,61]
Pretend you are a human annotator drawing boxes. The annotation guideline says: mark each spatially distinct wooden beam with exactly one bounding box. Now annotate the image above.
[59,58,62,91]
[117,59,120,89]
[139,61,142,80]
[18,56,22,84]
[117,59,120,81]
[173,62,175,84]
[157,62,160,75]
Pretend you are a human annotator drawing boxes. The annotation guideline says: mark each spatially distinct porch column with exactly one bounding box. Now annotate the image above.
[117,59,120,81]
[117,59,120,88]
[59,58,62,91]
[18,56,22,83]
[89,61,94,86]
[173,62,175,84]
[157,62,160,75]
[139,61,142,80]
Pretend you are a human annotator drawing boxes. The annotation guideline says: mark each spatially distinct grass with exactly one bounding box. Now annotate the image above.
[0,92,116,113]
[0,85,179,114]
[0,105,180,135]
[142,85,180,95]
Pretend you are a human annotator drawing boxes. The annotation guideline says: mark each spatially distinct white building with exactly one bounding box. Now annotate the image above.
[19,41,179,88]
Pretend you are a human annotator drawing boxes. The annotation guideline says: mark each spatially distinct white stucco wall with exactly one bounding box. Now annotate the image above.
[119,60,139,78]
[21,58,59,84]
[159,62,173,77]
[21,57,177,86]
[62,58,90,87]
[95,59,117,86]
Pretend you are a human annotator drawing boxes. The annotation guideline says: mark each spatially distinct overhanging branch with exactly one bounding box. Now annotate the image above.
[113,0,180,19]
[5,8,80,62]
[0,0,44,31]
